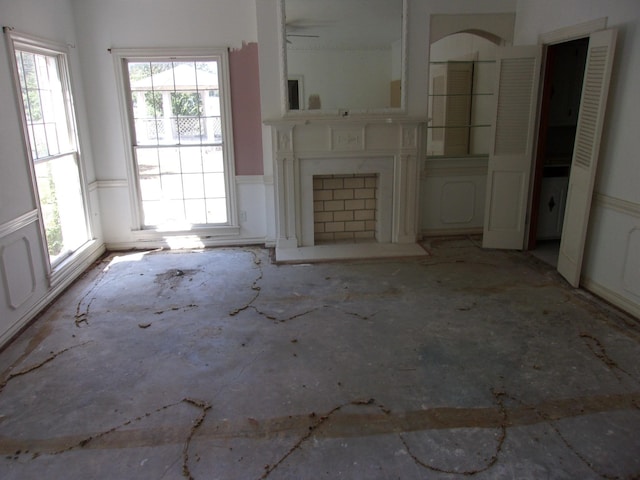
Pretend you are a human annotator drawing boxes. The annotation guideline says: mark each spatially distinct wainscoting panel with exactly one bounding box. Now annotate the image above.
[581,194,640,319]
[440,181,476,224]
[0,209,105,348]
[420,156,488,236]
[0,214,48,345]
[1,235,36,310]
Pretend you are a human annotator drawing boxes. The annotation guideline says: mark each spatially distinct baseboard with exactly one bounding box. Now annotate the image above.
[420,227,483,238]
[582,277,640,320]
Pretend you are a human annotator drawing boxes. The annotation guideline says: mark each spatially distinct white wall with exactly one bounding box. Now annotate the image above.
[514,0,640,316]
[0,0,103,346]
[71,0,267,248]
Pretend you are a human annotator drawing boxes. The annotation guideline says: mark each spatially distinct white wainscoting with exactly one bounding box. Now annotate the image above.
[0,210,105,347]
[0,212,39,311]
[102,176,272,250]
[420,156,488,236]
[582,193,640,319]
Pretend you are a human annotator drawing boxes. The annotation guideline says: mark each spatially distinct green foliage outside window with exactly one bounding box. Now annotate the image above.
[171,92,203,117]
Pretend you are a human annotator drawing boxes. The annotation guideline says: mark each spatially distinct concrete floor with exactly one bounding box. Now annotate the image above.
[0,237,639,479]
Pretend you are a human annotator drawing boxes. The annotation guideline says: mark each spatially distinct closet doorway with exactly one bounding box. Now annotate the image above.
[529,38,588,267]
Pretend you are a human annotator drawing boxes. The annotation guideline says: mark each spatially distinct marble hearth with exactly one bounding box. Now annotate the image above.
[267,117,427,262]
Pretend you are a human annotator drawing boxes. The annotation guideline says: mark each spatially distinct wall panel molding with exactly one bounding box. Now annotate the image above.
[235,175,266,185]
[0,209,39,239]
[0,236,36,310]
[422,156,489,178]
[595,193,640,218]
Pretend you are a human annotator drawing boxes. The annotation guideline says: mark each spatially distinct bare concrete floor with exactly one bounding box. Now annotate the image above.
[1,237,639,479]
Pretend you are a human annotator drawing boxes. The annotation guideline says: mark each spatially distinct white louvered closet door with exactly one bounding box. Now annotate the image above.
[558,29,617,287]
[483,46,541,249]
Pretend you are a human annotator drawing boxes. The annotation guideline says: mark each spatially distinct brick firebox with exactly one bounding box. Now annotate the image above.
[313,174,378,243]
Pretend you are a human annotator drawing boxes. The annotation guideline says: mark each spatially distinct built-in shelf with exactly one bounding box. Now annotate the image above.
[427,59,495,157]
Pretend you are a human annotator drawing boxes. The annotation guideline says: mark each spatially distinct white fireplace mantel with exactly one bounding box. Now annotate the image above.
[265,116,427,262]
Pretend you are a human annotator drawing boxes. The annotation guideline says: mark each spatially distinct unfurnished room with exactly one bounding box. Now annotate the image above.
[0,1,639,478]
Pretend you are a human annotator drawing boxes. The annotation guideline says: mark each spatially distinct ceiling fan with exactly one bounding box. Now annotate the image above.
[286,33,320,44]
[285,18,328,43]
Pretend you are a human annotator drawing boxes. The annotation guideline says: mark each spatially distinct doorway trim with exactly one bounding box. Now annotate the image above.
[538,18,607,46]
[525,17,609,250]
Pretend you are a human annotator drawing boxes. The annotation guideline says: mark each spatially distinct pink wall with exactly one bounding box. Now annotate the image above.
[229,42,264,176]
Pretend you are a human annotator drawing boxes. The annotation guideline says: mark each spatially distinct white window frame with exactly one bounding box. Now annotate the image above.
[5,29,93,284]
[111,48,239,238]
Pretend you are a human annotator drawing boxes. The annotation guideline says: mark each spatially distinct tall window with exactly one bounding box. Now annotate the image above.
[8,32,90,268]
[118,52,235,230]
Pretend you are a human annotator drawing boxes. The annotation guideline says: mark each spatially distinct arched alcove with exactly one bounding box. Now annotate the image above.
[427,31,499,157]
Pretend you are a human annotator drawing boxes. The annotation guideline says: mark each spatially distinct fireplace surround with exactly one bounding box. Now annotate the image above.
[266,117,426,262]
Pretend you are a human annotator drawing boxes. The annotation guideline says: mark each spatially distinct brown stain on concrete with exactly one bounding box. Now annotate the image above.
[0,391,637,455]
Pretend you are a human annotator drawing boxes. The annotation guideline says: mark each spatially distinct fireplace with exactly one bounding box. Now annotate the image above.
[267,117,426,262]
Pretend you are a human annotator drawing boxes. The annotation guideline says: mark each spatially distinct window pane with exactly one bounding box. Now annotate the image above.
[139,175,162,201]
[165,200,186,223]
[142,200,162,226]
[24,87,43,122]
[202,146,224,172]
[159,147,181,174]
[180,146,203,173]
[182,173,205,199]
[184,199,207,224]
[206,198,227,224]
[34,155,87,263]
[136,148,160,175]
[32,124,49,158]
[204,172,226,198]
[126,58,228,228]
[161,174,184,200]
[45,123,60,155]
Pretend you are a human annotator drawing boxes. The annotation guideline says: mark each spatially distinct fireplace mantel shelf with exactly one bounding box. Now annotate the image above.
[264,115,426,127]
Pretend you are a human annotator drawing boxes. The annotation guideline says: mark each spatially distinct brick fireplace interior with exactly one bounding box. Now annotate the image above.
[313,174,378,244]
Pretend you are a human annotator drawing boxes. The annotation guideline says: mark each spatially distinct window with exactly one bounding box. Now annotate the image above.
[7,31,90,269]
[115,50,236,231]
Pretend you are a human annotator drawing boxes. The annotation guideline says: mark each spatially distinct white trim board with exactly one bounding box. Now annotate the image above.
[539,17,607,45]
[0,210,39,239]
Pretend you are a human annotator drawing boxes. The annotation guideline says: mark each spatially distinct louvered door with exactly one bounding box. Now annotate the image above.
[483,46,541,249]
[557,29,617,287]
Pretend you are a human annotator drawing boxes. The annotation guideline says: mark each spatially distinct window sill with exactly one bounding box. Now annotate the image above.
[48,239,105,288]
[131,225,241,240]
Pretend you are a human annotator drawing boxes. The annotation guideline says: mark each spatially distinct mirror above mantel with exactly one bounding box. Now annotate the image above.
[280,0,406,115]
